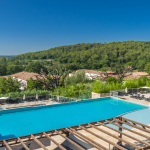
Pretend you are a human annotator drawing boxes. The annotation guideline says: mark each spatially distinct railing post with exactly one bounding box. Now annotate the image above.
[118,116,122,143]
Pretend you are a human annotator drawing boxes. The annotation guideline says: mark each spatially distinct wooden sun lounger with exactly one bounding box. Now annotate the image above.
[146,97,150,101]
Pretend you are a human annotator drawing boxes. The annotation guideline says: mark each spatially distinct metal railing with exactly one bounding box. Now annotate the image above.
[110,91,118,98]
[110,88,150,99]
[0,94,92,110]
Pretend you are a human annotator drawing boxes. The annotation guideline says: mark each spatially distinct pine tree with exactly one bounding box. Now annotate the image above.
[27,78,35,90]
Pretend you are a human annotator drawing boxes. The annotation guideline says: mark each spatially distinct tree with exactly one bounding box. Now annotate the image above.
[9,41,150,72]
[0,77,7,94]
[7,65,23,75]
[144,63,150,74]
[35,68,70,90]
[34,80,43,90]
[106,76,117,83]
[0,76,20,94]
[64,70,88,86]
[125,62,134,68]
[112,64,133,81]
[0,57,7,64]
[99,67,112,81]
[34,69,53,90]
[137,60,146,71]
[6,76,21,93]
[27,78,35,90]
[0,64,7,76]
[26,62,47,74]
[27,77,43,90]
[14,60,20,65]
[51,68,70,87]
[51,60,53,66]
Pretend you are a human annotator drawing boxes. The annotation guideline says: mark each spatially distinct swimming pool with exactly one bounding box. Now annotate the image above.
[0,97,147,140]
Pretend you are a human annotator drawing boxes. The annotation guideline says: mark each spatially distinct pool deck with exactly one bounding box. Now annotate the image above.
[119,95,150,107]
[1,95,149,110]
[0,100,59,110]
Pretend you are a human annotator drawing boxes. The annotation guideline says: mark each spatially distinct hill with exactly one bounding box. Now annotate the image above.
[11,41,150,72]
[0,55,16,60]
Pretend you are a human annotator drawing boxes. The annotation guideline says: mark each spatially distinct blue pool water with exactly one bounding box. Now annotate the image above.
[122,107,150,125]
[0,97,148,140]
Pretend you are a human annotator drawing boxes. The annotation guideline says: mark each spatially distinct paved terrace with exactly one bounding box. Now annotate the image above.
[1,93,149,110]
[119,95,150,107]
[1,100,59,110]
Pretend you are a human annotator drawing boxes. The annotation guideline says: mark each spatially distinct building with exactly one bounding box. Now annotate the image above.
[76,69,116,80]
[2,71,43,90]
[108,71,150,80]
[76,69,100,80]
[99,71,116,77]
[123,72,149,80]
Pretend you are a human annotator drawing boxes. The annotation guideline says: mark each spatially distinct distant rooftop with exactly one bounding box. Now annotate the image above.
[76,69,115,74]
[2,71,43,81]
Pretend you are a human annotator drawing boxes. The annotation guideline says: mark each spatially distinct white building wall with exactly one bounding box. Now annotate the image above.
[12,77,27,90]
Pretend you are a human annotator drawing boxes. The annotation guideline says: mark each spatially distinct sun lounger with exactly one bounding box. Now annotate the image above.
[113,142,130,150]
[135,94,141,99]
[124,93,128,96]
[140,95,145,100]
[136,97,141,100]
[132,94,135,98]
[61,98,67,102]
[118,92,124,96]
[146,97,150,101]
[130,94,135,98]
[134,94,138,99]
[134,94,140,99]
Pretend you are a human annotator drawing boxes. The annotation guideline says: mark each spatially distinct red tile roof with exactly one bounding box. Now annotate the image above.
[2,71,149,81]
[125,72,149,76]
[123,75,150,80]
[99,71,115,73]
[98,72,150,80]
[76,69,115,75]
[2,71,44,81]
[2,76,9,79]
[77,69,100,74]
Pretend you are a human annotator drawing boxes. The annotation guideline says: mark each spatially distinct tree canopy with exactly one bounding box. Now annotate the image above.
[10,41,150,72]
[25,62,48,74]
[0,76,20,94]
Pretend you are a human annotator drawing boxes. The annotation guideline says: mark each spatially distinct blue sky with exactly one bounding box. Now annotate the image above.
[0,0,150,55]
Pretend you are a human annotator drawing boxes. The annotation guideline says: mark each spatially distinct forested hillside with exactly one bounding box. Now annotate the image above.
[11,41,150,72]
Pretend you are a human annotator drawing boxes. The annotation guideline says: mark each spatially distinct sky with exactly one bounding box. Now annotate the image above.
[0,0,150,55]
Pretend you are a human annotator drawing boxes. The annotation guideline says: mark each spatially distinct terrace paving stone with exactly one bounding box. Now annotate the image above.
[120,95,150,106]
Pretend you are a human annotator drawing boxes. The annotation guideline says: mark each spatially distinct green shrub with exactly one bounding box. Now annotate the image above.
[53,83,92,97]
[92,79,122,94]
[106,76,117,83]
[64,70,90,86]
[123,76,148,89]
[0,76,20,94]
[92,79,109,93]
[0,89,50,98]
